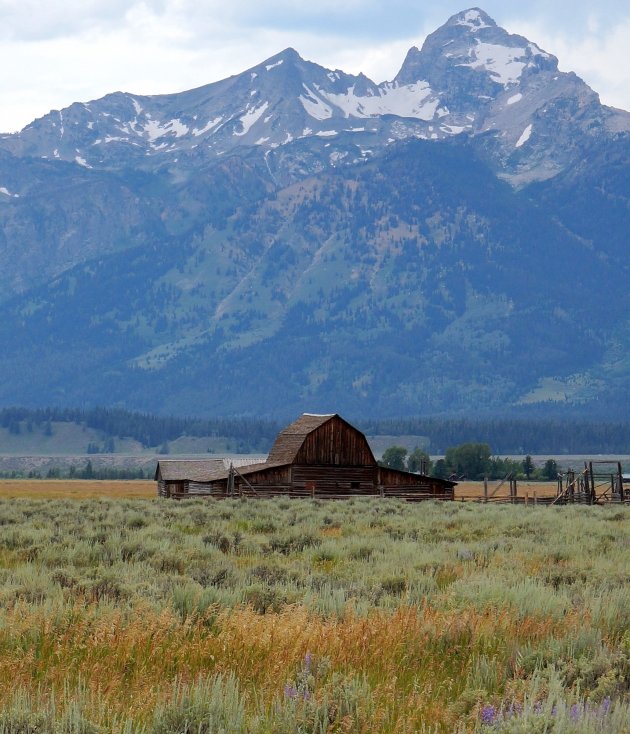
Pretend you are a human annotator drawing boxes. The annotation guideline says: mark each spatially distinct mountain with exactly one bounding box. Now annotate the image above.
[0,8,628,418]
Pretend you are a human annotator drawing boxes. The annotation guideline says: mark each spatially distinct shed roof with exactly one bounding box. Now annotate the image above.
[266,413,336,464]
[155,459,228,482]
[380,466,458,488]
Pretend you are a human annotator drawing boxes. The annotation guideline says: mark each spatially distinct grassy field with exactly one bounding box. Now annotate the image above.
[0,479,559,501]
[0,493,628,732]
[0,479,155,499]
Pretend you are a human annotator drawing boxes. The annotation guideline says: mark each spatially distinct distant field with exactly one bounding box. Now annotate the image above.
[0,479,560,501]
[0,479,155,499]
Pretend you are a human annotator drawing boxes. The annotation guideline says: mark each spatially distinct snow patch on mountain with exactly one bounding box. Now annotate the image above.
[507,93,523,105]
[266,60,284,71]
[234,102,269,136]
[440,124,467,134]
[299,88,333,120]
[192,117,223,136]
[458,41,528,86]
[144,118,189,142]
[515,123,532,147]
[455,9,492,31]
[313,81,440,121]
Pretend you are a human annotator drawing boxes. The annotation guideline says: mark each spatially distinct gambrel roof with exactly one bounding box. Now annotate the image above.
[266,413,337,464]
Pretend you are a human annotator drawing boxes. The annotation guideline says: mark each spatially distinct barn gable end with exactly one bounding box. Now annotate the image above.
[293,414,376,466]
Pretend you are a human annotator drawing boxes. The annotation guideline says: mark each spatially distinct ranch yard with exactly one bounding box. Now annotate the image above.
[0,485,627,732]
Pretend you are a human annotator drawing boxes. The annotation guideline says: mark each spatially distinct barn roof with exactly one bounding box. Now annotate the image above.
[155,459,231,482]
[266,413,337,464]
[154,457,280,483]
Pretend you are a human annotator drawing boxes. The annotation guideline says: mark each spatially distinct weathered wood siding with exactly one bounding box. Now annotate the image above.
[160,480,186,497]
[378,467,454,498]
[200,465,294,497]
[294,416,375,466]
[292,466,375,495]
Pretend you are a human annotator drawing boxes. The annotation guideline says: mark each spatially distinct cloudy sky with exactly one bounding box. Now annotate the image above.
[1,0,629,133]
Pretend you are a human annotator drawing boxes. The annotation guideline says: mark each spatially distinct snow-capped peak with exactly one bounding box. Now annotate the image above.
[0,6,626,190]
[395,7,558,88]
[450,8,496,31]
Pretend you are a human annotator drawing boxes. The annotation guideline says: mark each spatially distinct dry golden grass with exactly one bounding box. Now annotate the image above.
[0,497,627,731]
[0,479,559,502]
[0,479,155,499]
[455,480,557,500]
[0,601,580,731]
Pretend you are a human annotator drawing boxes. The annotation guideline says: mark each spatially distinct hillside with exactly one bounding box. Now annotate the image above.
[0,8,628,417]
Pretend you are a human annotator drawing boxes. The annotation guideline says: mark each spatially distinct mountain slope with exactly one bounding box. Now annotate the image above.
[0,138,624,416]
[0,8,628,417]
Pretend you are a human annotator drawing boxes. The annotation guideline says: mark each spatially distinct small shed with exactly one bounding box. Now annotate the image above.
[155,413,455,500]
[155,459,226,498]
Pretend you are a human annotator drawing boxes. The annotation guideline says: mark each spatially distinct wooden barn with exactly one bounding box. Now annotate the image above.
[155,413,455,501]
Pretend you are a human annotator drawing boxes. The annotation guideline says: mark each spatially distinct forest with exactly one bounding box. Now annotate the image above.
[2,407,630,455]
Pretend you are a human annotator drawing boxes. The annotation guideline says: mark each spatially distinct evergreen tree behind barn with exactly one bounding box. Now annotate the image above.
[155,414,455,500]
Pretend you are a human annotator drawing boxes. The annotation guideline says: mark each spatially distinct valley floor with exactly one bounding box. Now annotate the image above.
[0,479,559,500]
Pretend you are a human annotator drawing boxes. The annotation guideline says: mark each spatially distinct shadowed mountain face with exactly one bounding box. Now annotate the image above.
[0,8,628,418]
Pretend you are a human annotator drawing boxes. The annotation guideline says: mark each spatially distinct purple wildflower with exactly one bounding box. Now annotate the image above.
[534,701,542,715]
[570,703,582,721]
[284,684,298,699]
[480,705,497,725]
[600,698,612,716]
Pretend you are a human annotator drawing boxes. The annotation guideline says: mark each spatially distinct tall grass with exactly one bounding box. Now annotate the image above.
[0,497,627,731]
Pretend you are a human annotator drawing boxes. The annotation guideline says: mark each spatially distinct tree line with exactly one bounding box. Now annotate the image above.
[360,416,630,454]
[380,443,559,481]
[1,463,149,480]
[0,407,279,452]
[2,406,630,456]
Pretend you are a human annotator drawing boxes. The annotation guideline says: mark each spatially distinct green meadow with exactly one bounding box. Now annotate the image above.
[0,496,628,732]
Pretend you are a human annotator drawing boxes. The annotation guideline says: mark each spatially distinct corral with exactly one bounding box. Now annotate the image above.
[155,413,455,501]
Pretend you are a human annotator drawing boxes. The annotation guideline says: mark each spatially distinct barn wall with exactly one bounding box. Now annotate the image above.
[158,480,187,498]
[292,466,375,495]
[378,467,454,497]
[295,416,375,466]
